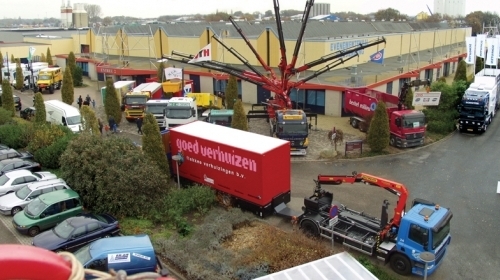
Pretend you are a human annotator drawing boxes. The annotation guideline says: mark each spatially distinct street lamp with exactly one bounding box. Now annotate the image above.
[419,251,436,280]
[171,151,184,189]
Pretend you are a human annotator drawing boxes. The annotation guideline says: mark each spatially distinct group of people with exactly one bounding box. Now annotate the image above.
[77,94,95,109]
[95,116,143,135]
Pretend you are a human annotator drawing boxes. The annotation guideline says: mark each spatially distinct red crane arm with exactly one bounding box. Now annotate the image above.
[273,0,288,78]
[287,0,315,77]
[316,172,408,229]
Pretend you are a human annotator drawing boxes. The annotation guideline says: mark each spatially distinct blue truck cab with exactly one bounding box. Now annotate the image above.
[74,234,163,278]
[273,109,309,156]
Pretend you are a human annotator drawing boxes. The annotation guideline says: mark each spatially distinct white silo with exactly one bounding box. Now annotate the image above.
[72,3,89,28]
[60,0,73,28]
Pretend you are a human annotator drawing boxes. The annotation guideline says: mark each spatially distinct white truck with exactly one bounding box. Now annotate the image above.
[163,97,198,128]
[145,99,169,129]
[4,62,48,89]
[45,100,82,133]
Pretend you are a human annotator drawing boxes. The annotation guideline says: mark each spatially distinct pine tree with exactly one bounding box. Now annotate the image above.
[40,53,46,63]
[475,56,484,74]
[61,67,74,105]
[67,52,79,86]
[142,113,169,172]
[104,78,122,124]
[231,100,248,131]
[15,61,24,90]
[0,52,3,81]
[80,105,100,134]
[10,54,14,63]
[366,101,390,152]
[73,66,83,87]
[34,92,46,124]
[454,60,467,82]
[225,75,238,109]
[1,79,15,116]
[46,48,53,65]
[157,62,166,82]
[404,87,414,110]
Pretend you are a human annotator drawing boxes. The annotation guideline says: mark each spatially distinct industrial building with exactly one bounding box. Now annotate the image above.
[434,0,466,17]
[60,0,89,28]
[0,20,471,116]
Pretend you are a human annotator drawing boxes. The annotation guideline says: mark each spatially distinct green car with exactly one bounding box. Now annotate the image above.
[13,189,83,237]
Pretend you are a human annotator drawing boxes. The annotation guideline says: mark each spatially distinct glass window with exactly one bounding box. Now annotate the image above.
[87,223,100,232]
[72,226,87,238]
[307,90,316,105]
[2,164,14,171]
[409,224,429,246]
[14,162,25,168]
[41,187,54,194]
[12,177,25,185]
[54,220,76,239]
[74,245,92,264]
[25,176,37,183]
[54,185,67,190]
[386,82,393,95]
[87,258,107,271]
[29,189,42,198]
[316,91,325,106]
[296,89,305,103]
[25,198,47,216]
[289,89,297,102]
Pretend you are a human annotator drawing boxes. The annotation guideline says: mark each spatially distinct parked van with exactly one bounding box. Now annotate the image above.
[74,235,167,278]
[45,100,82,133]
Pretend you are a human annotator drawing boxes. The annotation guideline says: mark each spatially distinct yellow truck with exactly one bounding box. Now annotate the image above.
[36,67,63,94]
[186,92,223,110]
[123,91,151,121]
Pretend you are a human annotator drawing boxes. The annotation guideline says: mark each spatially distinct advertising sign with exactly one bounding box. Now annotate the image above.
[413,92,442,106]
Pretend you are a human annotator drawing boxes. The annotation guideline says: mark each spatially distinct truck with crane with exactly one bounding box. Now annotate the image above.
[458,68,500,133]
[165,0,385,156]
[344,80,429,148]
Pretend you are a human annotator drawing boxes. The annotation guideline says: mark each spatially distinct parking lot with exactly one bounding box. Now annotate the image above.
[0,213,32,245]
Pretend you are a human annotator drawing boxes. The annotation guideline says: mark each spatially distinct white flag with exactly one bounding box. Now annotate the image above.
[465,37,476,65]
[476,34,487,58]
[164,67,183,80]
[486,37,499,66]
[188,43,211,63]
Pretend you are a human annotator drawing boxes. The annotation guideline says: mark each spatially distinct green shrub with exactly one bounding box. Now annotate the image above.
[0,108,13,125]
[0,123,33,149]
[28,123,72,154]
[34,134,74,169]
[366,101,390,152]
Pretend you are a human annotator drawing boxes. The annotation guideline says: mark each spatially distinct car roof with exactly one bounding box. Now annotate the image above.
[38,189,79,205]
[3,170,33,178]
[28,178,66,190]
[0,149,19,155]
[0,158,25,164]
[67,216,99,227]
[90,235,153,254]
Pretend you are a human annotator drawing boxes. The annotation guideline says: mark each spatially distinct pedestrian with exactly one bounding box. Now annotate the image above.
[108,115,116,134]
[136,117,143,135]
[77,95,83,109]
[85,94,91,104]
[98,118,103,135]
[91,99,96,109]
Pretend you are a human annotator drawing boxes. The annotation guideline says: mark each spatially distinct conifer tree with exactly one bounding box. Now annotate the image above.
[34,92,46,124]
[454,60,467,82]
[80,105,100,134]
[142,113,169,172]
[157,62,166,82]
[10,54,14,63]
[104,79,122,124]
[0,51,3,81]
[1,79,15,116]
[366,101,390,152]
[231,100,248,131]
[404,87,414,110]
[61,67,74,105]
[40,53,46,63]
[15,61,24,90]
[225,75,238,109]
[46,48,53,65]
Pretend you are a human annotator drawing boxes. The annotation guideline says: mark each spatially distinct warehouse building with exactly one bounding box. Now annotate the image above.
[0,21,471,116]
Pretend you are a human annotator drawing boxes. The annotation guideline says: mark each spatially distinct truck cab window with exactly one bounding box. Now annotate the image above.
[87,258,107,271]
[409,224,429,247]
[62,117,67,126]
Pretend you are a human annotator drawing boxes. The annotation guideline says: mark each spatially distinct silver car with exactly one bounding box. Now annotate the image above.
[0,170,57,196]
[0,178,70,216]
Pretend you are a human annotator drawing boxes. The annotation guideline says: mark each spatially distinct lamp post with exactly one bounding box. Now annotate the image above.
[419,251,436,280]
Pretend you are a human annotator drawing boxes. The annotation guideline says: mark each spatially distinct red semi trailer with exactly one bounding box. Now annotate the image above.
[344,87,426,148]
[162,121,291,217]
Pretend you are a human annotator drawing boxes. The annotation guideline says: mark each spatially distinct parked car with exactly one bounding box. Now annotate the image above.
[20,107,36,120]
[14,95,21,111]
[13,189,83,236]
[0,144,10,151]
[0,158,41,175]
[0,149,34,161]
[0,170,58,196]
[32,213,120,252]
[0,178,69,216]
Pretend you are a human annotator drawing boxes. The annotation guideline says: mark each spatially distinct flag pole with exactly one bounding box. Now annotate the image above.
[181,67,184,96]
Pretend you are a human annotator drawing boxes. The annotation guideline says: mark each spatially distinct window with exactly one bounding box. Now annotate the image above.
[43,204,60,216]
[54,185,67,191]
[87,259,107,271]
[2,164,14,171]
[316,91,325,106]
[14,162,24,168]
[87,223,100,232]
[437,68,441,79]
[307,91,316,105]
[41,187,54,194]
[29,190,42,199]
[72,226,87,238]
[12,177,25,185]
[8,153,18,158]
[424,69,433,82]
[409,224,429,246]
[386,82,393,94]
[25,176,37,183]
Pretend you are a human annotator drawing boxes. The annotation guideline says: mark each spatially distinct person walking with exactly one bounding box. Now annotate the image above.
[91,99,96,109]
[108,115,116,134]
[77,95,83,109]
[136,117,143,135]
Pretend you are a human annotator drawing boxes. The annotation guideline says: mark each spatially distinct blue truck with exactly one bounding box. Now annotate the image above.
[272,110,309,156]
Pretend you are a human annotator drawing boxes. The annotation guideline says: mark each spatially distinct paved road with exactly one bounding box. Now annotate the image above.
[0,213,33,245]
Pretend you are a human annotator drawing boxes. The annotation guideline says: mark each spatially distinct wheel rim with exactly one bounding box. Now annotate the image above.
[394,259,407,272]
[29,228,39,236]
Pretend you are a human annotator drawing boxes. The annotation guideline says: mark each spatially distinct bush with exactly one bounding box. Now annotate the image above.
[0,108,13,125]
[0,123,33,149]
[46,48,53,65]
[80,105,99,134]
[423,81,458,134]
[34,134,74,169]
[366,101,390,152]
[28,123,71,154]
[1,79,15,116]
[231,100,248,131]
[142,113,169,173]
[225,75,238,109]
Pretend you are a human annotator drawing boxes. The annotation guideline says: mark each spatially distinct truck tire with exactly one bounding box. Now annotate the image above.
[49,85,54,94]
[389,253,412,276]
[300,219,320,237]
[350,119,359,128]
[389,136,396,146]
[57,81,62,89]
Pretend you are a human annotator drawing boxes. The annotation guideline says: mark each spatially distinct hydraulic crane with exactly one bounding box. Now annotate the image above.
[398,79,431,110]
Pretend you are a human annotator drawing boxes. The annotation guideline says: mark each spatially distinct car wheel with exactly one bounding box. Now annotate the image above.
[28,226,40,237]
[11,207,22,216]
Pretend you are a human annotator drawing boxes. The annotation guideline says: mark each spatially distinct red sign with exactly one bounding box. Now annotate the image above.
[345,140,363,156]
[96,66,156,76]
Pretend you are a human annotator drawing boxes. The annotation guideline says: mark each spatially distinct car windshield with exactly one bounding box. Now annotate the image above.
[0,174,10,186]
[146,105,167,114]
[53,220,75,239]
[15,186,32,200]
[39,75,51,80]
[74,244,93,265]
[460,106,485,117]
[277,123,308,134]
[125,97,147,104]
[209,116,231,125]
[403,117,425,128]
[67,115,82,125]
[25,197,48,217]
[166,108,191,119]
[432,221,451,249]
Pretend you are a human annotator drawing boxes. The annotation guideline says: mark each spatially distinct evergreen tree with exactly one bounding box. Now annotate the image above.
[104,78,122,124]
[1,80,15,116]
[366,101,390,152]
[142,113,169,172]
[404,87,414,110]
[34,92,46,124]
[46,48,53,65]
[10,54,14,63]
[61,67,74,105]
[40,53,46,63]
[157,62,166,82]
[475,56,484,74]
[0,51,3,81]
[231,100,248,131]
[454,60,467,82]
[67,52,77,73]
[80,105,100,134]
[73,66,83,87]
[225,75,238,109]
[15,62,24,90]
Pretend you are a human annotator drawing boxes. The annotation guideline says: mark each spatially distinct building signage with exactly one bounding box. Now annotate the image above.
[413,92,442,106]
[330,39,369,57]
[99,67,117,74]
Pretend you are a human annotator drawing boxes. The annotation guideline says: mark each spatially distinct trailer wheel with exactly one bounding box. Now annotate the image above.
[350,119,359,128]
[300,219,320,237]
[390,253,412,276]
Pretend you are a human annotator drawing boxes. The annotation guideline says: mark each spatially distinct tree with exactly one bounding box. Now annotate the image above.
[231,100,248,131]
[453,80,468,108]
[454,60,467,82]
[73,66,83,87]
[475,56,484,74]
[67,52,77,83]
[102,17,113,26]
[59,135,171,219]
[10,54,14,63]
[0,51,3,81]
[34,92,46,124]
[61,67,74,105]
[157,62,166,82]
[46,48,53,65]
[423,81,458,134]
[225,75,238,109]
[104,78,122,124]
[15,61,23,90]
[374,8,408,21]
[142,113,169,172]
[1,80,15,116]
[366,101,390,152]
[80,105,100,134]
[404,87,414,110]
[83,4,102,22]
[40,53,46,63]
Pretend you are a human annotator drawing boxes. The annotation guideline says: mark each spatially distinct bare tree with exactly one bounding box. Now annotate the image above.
[84,4,102,22]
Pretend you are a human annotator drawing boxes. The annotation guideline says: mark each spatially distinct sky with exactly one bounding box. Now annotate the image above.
[1,0,497,19]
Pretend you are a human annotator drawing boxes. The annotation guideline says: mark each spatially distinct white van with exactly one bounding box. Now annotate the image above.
[45,100,82,133]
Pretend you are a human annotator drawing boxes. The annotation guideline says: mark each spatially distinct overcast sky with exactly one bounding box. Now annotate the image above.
[1,0,495,19]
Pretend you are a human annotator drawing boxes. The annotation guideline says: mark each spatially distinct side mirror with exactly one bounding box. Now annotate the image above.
[40,213,46,218]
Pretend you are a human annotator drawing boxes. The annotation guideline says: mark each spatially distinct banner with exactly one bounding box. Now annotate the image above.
[164,67,183,80]
[413,92,442,106]
[465,37,476,65]
[28,46,36,62]
[188,43,211,63]
[486,37,499,66]
[476,34,487,58]
[369,49,384,64]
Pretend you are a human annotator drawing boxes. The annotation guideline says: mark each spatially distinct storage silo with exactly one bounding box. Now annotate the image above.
[72,3,89,28]
[60,0,73,28]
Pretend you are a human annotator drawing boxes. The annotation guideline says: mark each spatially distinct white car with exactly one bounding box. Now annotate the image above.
[0,170,58,196]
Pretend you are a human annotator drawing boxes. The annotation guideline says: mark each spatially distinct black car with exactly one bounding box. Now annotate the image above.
[20,107,36,120]
[0,158,41,175]
[0,149,34,161]
[32,213,120,252]
[14,95,21,111]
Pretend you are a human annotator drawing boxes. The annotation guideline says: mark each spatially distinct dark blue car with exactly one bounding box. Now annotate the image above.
[32,213,120,252]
